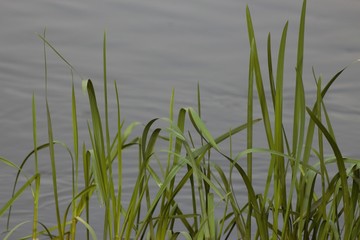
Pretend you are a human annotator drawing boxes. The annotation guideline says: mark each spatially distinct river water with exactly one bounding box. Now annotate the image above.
[1,0,359,238]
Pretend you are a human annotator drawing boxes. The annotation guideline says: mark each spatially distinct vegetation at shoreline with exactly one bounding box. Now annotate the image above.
[1,0,360,239]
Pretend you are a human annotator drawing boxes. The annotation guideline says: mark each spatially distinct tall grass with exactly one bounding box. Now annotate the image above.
[2,0,360,239]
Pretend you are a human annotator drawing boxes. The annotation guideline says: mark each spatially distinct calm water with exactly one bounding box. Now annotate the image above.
[1,0,360,237]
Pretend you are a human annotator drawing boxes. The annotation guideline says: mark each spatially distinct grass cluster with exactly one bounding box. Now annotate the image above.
[1,0,360,239]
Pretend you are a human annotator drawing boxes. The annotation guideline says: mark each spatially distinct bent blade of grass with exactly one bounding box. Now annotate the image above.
[192,119,261,158]
[306,107,352,238]
[75,217,98,240]
[75,185,96,218]
[179,232,192,240]
[0,157,19,170]
[63,185,96,233]
[122,122,141,144]
[221,152,269,239]
[188,107,219,151]
[6,141,73,230]
[38,34,83,79]
[170,117,229,238]
[0,174,39,217]
[135,155,189,238]
[297,64,348,236]
[174,152,227,202]
[3,220,31,240]
[8,221,56,240]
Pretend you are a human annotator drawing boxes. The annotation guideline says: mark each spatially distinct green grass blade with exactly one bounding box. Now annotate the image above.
[72,79,79,194]
[292,0,307,154]
[83,145,91,240]
[247,39,255,181]
[273,21,288,238]
[246,39,255,239]
[114,80,123,238]
[267,34,276,106]
[246,5,274,148]
[31,93,40,239]
[103,32,110,158]
[38,34,83,79]
[0,157,19,169]
[188,107,219,151]
[3,221,31,240]
[71,78,79,240]
[306,107,352,235]
[42,28,63,238]
[46,100,63,239]
[0,174,39,217]
[192,119,261,159]
[84,79,107,204]
[222,152,269,239]
[76,217,98,240]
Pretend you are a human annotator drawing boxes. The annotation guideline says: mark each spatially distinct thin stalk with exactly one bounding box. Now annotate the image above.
[83,145,91,240]
[43,29,63,239]
[32,93,39,240]
[102,31,114,240]
[114,81,122,239]
[246,39,255,239]
[70,75,79,240]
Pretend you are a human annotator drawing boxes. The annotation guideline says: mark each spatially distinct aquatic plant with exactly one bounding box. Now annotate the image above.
[1,0,360,239]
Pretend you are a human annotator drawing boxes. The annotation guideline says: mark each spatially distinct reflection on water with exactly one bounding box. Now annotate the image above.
[1,0,359,237]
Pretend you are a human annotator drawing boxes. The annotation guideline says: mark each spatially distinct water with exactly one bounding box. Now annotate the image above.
[1,0,359,238]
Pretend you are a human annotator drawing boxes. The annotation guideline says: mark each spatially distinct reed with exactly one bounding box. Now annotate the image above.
[2,0,360,239]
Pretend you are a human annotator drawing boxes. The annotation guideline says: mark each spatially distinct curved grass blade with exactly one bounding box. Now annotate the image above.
[76,217,98,240]
[188,107,219,151]
[306,107,352,238]
[0,174,39,217]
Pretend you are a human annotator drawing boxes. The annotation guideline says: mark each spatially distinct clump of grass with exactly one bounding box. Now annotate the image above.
[2,0,360,239]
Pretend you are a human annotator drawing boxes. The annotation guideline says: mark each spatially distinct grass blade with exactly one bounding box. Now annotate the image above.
[0,174,39,217]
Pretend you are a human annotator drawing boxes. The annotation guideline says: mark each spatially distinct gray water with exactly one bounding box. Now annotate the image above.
[1,0,360,238]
